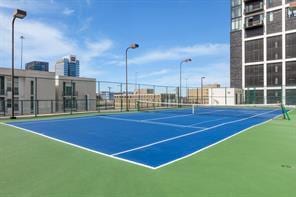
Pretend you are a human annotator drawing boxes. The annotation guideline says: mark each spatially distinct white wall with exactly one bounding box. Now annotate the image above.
[208,88,243,105]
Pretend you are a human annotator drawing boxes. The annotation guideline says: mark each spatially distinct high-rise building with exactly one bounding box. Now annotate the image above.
[55,55,80,77]
[25,61,49,71]
[230,0,296,105]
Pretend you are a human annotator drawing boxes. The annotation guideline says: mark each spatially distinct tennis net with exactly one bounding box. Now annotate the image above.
[137,100,287,119]
[137,100,198,115]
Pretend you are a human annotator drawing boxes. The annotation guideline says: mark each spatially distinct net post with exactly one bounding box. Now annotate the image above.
[192,104,195,115]
[281,103,290,120]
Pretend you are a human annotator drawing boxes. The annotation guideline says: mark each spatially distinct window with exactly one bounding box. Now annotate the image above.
[286,89,296,105]
[232,6,242,18]
[267,90,282,104]
[286,61,296,86]
[30,96,34,113]
[245,90,264,104]
[287,6,296,18]
[232,18,242,31]
[267,63,282,87]
[286,33,296,58]
[7,98,19,110]
[232,0,241,7]
[0,76,4,95]
[30,80,34,95]
[6,77,11,91]
[267,36,282,60]
[275,65,279,72]
[269,12,274,22]
[245,64,264,87]
[245,39,264,63]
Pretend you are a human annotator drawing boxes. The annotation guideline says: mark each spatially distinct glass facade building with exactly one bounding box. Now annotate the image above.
[25,61,49,72]
[55,55,80,77]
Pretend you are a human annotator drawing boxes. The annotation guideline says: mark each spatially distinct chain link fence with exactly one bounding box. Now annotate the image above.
[0,74,295,118]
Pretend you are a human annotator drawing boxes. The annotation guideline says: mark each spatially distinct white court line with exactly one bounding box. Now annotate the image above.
[9,115,102,125]
[188,117,228,126]
[2,109,282,170]
[142,114,193,121]
[112,109,279,156]
[1,122,156,170]
[98,115,206,129]
[154,112,283,169]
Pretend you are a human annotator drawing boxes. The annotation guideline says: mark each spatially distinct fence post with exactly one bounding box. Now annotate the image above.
[98,81,100,113]
[3,100,5,116]
[21,100,23,115]
[166,86,168,105]
[34,77,37,117]
[225,87,227,105]
[70,80,73,115]
[153,85,156,109]
[120,83,123,112]
[197,88,199,104]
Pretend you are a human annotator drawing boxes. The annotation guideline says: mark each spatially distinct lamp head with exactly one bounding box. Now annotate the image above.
[182,58,192,63]
[13,9,27,19]
[130,43,139,49]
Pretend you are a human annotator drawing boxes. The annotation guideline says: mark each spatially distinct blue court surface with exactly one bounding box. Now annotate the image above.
[7,106,282,169]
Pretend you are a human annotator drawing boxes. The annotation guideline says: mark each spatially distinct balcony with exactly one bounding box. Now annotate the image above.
[63,91,78,97]
[245,1,264,14]
[245,14,264,29]
[5,87,19,96]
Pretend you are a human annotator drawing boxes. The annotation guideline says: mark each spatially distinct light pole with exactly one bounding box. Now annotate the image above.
[20,35,24,69]
[201,77,205,104]
[125,43,139,111]
[179,58,192,104]
[11,9,27,119]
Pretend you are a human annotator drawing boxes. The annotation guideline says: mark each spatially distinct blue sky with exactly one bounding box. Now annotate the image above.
[0,0,230,87]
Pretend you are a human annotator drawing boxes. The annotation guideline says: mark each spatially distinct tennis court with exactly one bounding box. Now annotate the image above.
[6,104,283,169]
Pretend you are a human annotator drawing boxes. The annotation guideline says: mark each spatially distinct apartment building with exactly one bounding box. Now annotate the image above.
[0,67,96,116]
[0,67,56,115]
[55,75,96,112]
[230,0,296,105]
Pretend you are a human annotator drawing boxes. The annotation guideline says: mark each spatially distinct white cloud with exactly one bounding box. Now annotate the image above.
[79,17,93,32]
[78,39,114,77]
[132,44,228,65]
[0,11,113,77]
[0,12,75,67]
[137,62,230,87]
[80,39,113,63]
[111,43,229,66]
[138,69,170,79]
[62,7,75,16]
[0,0,58,13]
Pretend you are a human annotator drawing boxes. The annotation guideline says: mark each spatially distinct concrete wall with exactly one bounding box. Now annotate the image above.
[208,88,243,105]
[55,76,96,112]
